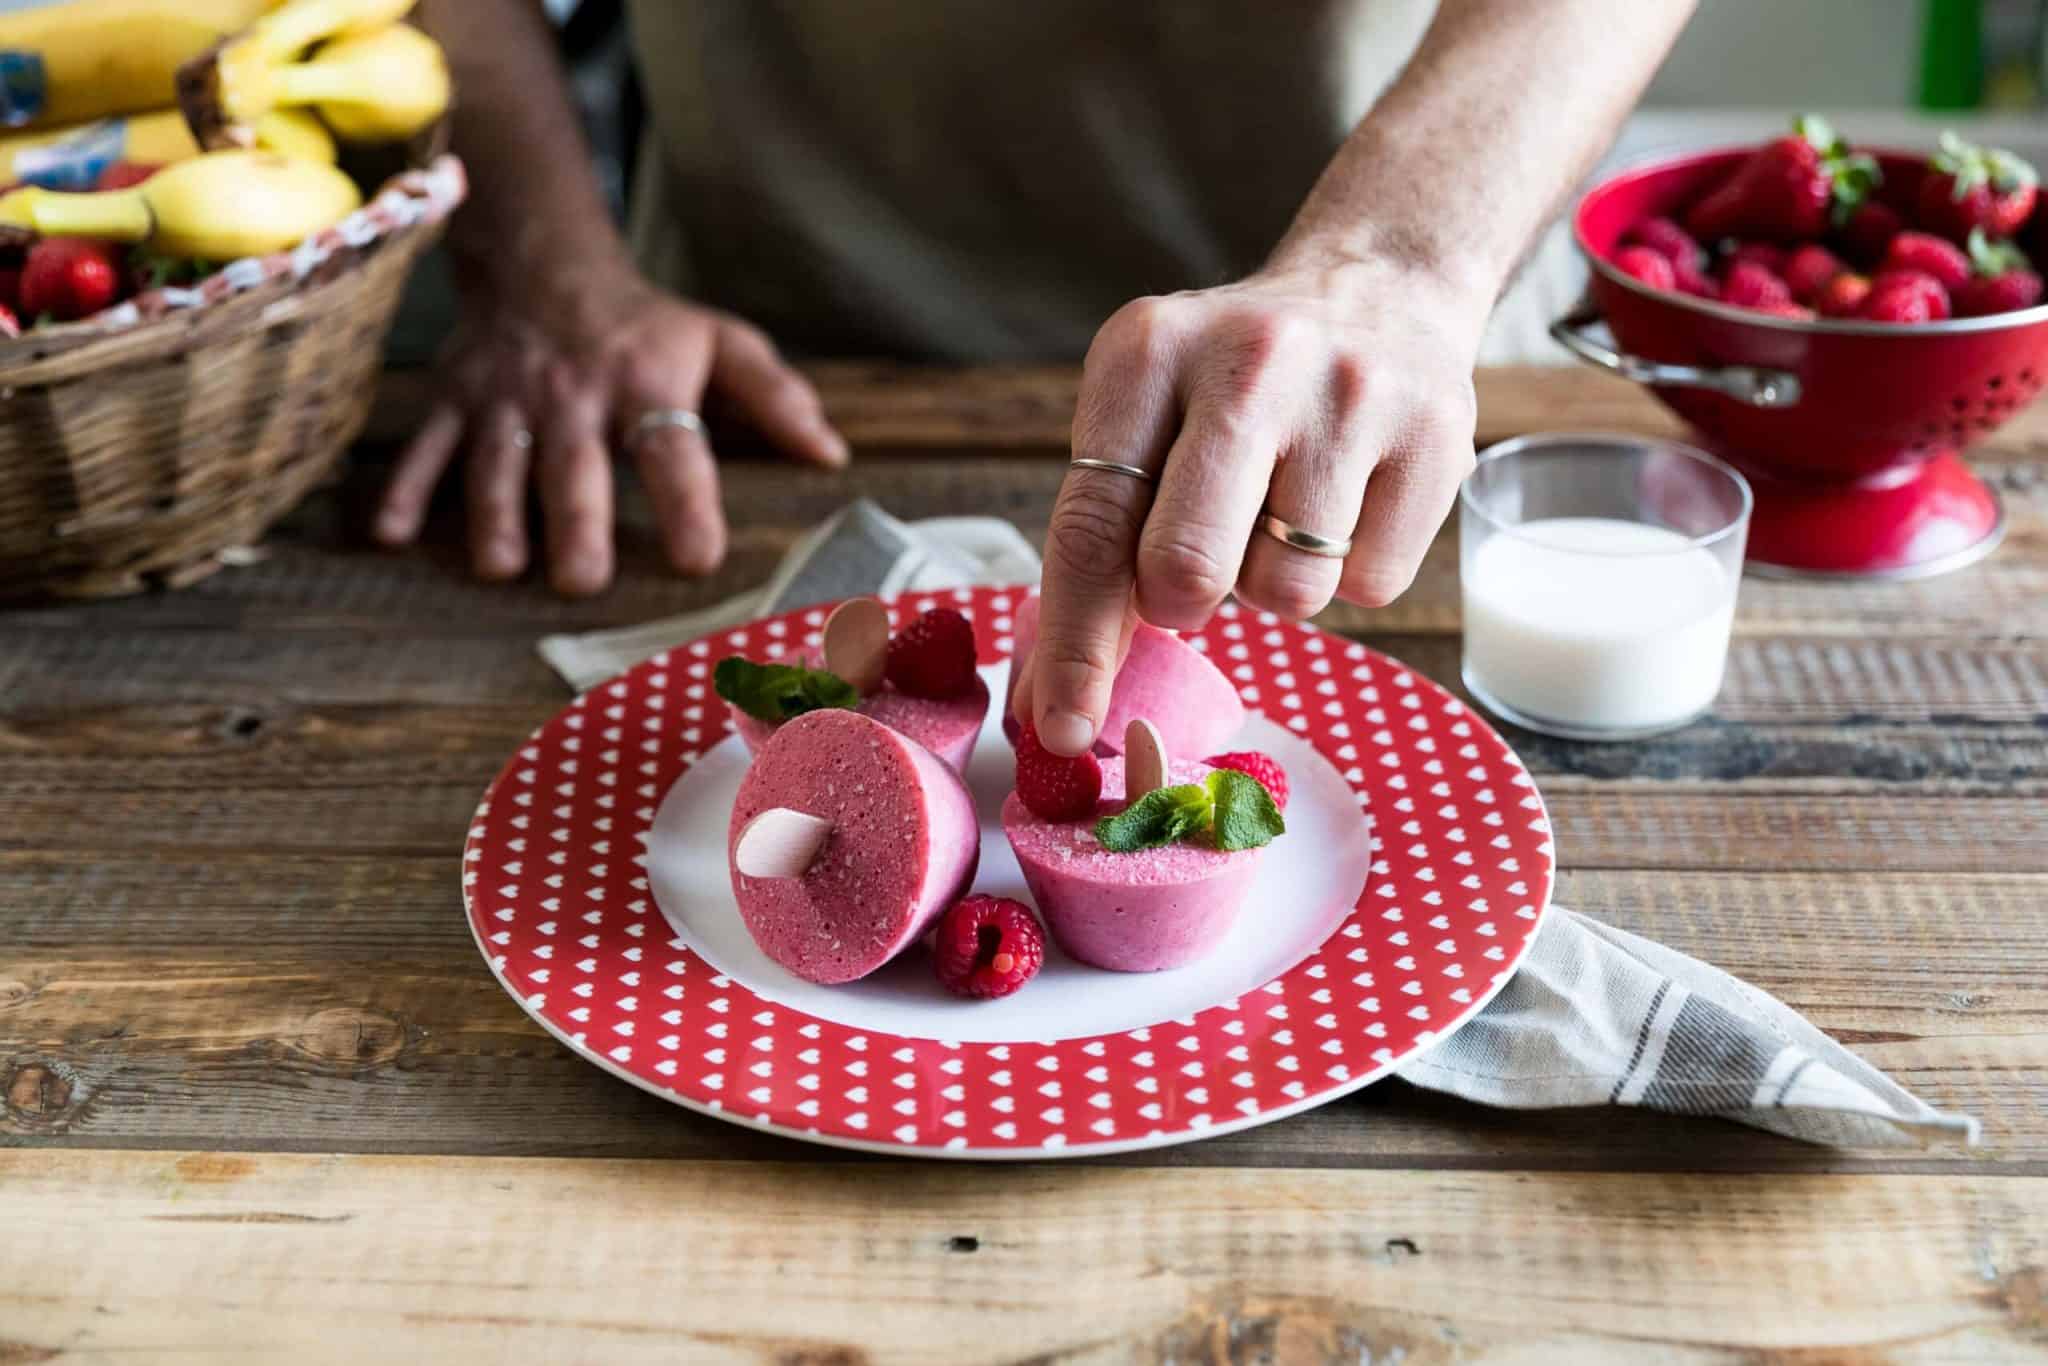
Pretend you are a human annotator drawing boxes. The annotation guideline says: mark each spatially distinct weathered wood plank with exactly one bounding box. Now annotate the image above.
[4,1151,2046,1362]
[365,363,2048,466]
[5,452,2041,650]
[5,861,2039,1166]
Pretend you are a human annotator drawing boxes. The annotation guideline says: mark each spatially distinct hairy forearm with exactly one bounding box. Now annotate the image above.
[1270,0,1695,312]
[418,0,632,296]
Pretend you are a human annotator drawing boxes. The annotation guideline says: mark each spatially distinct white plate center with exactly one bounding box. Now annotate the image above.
[647,666,1371,1043]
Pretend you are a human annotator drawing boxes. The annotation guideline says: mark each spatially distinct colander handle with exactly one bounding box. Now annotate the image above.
[1549,303,1802,408]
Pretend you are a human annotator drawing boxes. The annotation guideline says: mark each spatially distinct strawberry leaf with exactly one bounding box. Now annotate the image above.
[1967,227,2033,278]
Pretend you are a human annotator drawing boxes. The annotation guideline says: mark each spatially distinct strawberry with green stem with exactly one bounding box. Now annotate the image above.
[1685,114,1879,243]
[1954,229,2043,317]
[1917,132,2037,245]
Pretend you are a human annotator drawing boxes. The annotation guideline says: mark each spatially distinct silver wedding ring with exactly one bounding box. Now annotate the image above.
[1259,512,1352,559]
[1068,457,1156,482]
[629,407,708,447]
[509,428,534,451]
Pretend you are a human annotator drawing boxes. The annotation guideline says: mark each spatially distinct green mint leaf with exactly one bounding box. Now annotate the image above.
[1206,768,1285,852]
[1095,783,1211,853]
[712,655,860,723]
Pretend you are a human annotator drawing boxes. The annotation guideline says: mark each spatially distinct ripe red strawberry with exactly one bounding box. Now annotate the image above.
[885,607,978,699]
[1623,216,1705,272]
[933,895,1045,999]
[1916,132,2037,244]
[1955,230,2044,317]
[1685,114,1877,242]
[19,237,122,321]
[1613,245,1675,291]
[1955,270,2044,316]
[1880,231,1971,290]
[94,161,159,191]
[1861,270,1951,323]
[1718,260,1793,310]
[0,301,17,338]
[1670,255,1715,297]
[1203,750,1289,810]
[1015,720,1103,822]
[1754,301,1816,320]
[1838,200,1904,267]
[1724,241,1788,274]
[1816,271,1873,317]
[1783,244,1845,304]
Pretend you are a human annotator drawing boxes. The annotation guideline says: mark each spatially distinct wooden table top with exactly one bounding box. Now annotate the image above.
[5,364,2046,1360]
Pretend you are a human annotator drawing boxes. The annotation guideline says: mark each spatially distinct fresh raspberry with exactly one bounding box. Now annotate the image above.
[1879,231,1971,291]
[1613,245,1675,291]
[1724,241,1788,274]
[1860,270,1952,323]
[1838,200,1903,268]
[1955,269,2044,317]
[1782,244,1845,304]
[1015,720,1103,821]
[933,895,1045,999]
[1623,216,1706,273]
[885,607,979,698]
[1718,260,1793,310]
[1203,750,1289,810]
[1816,271,1873,317]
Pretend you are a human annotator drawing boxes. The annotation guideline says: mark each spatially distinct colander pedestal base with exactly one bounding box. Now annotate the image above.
[1725,450,2005,581]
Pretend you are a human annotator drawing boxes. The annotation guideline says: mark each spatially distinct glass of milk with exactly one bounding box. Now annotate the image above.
[1459,433,1752,740]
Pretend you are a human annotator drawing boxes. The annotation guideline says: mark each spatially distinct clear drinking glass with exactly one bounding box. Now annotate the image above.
[1458,432,1753,741]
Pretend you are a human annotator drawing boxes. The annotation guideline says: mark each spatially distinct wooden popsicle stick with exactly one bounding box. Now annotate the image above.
[733,808,833,879]
[1124,718,1168,797]
[822,597,890,693]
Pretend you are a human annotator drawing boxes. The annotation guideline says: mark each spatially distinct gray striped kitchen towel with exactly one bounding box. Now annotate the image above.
[1399,908,1978,1145]
[540,500,1979,1148]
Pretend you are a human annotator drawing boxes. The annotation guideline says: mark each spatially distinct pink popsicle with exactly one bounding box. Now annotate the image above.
[1002,756,1265,973]
[727,646,989,772]
[729,708,980,985]
[1006,593,1244,757]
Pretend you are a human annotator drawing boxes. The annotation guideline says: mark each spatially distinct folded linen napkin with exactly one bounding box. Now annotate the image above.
[539,499,1978,1147]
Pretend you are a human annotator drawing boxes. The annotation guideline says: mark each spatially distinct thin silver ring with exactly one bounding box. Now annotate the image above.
[1068,457,1156,482]
[509,428,534,451]
[629,408,708,447]
[1258,512,1352,559]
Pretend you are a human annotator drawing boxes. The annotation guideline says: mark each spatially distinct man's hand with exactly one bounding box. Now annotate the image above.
[373,262,847,595]
[1021,0,1697,754]
[1018,259,1485,757]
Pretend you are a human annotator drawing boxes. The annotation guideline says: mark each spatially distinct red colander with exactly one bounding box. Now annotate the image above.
[1558,147,2048,578]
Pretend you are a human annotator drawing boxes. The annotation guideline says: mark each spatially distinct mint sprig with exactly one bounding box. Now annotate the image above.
[713,656,860,723]
[1094,768,1285,854]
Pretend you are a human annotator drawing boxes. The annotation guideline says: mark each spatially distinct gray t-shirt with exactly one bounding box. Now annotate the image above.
[625,0,1436,361]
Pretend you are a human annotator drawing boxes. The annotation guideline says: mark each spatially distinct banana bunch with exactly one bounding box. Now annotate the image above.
[0,108,335,190]
[180,0,450,150]
[0,149,362,259]
[0,0,279,131]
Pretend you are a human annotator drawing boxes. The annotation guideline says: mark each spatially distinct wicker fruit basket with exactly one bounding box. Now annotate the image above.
[0,156,464,599]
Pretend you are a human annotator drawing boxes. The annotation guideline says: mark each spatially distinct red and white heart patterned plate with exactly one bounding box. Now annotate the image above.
[462,585,1554,1158]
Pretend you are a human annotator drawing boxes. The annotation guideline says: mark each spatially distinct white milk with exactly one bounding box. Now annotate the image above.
[1462,517,1736,732]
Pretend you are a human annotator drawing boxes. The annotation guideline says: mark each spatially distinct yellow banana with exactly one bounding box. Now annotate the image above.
[239,25,449,143]
[0,149,361,258]
[0,108,334,187]
[185,19,447,148]
[0,0,280,131]
[228,0,416,63]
